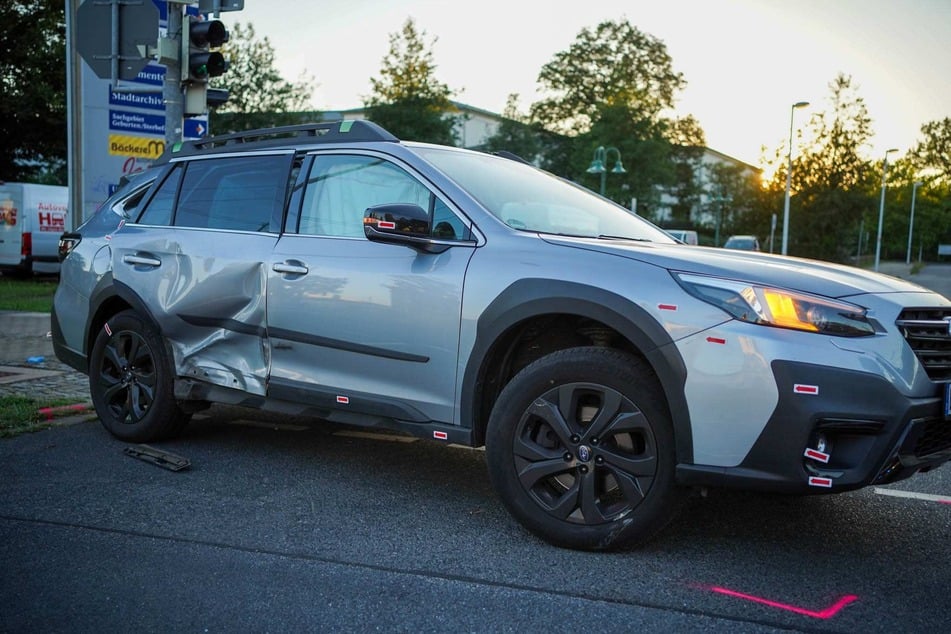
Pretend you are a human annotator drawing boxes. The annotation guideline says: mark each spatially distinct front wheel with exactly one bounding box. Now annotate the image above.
[486,347,685,550]
[89,309,189,442]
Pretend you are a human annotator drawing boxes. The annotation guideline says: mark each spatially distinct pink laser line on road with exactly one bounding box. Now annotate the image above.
[709,587,858,619]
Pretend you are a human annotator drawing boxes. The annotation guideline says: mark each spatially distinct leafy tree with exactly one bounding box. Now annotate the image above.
[580,104,672,215]
[706,162,771,248]
[364,18,456,145]
[910,118,951,183]
[482,94,544,163]
[531,19,685,135]
[527,19,701,216]
[877,157,951,261]
[210,22,316,133]
[767,74,876,261]
[0,1,66,183]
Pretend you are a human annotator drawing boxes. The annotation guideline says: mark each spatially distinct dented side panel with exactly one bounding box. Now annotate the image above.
[111,225,278,395]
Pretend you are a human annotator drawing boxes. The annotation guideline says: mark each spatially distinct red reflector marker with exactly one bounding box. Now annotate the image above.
[804,448,831,463]
[706,336,726,345]
[378,221,396,230]
[336,395,349,404]
[433,431,448,440]
[808,476,833,488]
[658,304,678,311]
[794,384,819,395]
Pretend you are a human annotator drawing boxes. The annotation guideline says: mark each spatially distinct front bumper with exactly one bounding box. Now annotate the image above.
[677,360,950,493]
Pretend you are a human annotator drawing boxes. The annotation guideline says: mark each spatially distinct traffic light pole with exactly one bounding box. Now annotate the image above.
[164,2,186,147]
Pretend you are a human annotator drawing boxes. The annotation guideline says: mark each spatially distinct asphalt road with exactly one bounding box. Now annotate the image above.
[2,263,949,633]
[2,405,949,633]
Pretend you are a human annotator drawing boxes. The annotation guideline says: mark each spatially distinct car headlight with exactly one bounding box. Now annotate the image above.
[673,273,876,337]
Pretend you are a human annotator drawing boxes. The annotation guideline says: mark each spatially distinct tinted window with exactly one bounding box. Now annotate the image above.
[175,155,289,231]
[299,154,469,240]
[136,165,183,226]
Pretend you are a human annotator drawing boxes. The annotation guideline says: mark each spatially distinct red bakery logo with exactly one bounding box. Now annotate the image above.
[38,204,66,232]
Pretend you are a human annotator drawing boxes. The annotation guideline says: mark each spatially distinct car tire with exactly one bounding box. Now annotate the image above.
[89,309,189,442]
[486,347,685,550]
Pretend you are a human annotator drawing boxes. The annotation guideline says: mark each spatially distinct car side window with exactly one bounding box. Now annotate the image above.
[299,154,470,240]
[136,164,183,226]
[175,155,289,232]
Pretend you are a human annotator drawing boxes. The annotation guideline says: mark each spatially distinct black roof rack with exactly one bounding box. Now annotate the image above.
[157,120,399,162]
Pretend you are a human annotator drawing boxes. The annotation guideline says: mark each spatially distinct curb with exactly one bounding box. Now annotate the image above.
[37,402,94,421]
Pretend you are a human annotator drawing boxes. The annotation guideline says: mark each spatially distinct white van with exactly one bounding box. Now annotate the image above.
[666,229,699,245]
[0,182,70,275]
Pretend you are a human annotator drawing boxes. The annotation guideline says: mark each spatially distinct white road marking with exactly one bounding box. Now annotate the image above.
[873,488,951,504]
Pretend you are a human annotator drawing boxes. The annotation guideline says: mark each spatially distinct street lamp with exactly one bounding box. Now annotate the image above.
[906,180,923,265]
[781,101,809,255]
[873,148,900,272]
[587,146,626,196]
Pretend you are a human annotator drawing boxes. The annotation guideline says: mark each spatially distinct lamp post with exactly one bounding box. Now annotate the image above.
[781,101,809,255]
[905,181,923,265]
[873,148,899,272]
[587,146,626,196]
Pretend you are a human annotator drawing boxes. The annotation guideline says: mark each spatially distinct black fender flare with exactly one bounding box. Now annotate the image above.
[86,276,165,355]
[461,278,693,463]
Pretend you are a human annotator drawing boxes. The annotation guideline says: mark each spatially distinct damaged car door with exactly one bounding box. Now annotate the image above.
[111,151,294,396]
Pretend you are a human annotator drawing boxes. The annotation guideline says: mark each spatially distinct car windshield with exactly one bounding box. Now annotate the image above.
[415,146,674,242]
[725,237,756,249]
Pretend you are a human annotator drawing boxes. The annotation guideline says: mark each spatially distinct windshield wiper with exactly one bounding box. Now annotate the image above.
[598,234,653,242]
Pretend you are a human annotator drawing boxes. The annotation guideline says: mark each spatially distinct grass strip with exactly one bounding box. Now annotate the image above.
[0,395,90,438]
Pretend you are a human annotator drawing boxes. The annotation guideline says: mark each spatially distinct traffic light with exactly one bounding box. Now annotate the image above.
[182,16,229,116]
[182,16,229,82]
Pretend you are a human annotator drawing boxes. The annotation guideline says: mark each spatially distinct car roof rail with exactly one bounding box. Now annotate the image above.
[158,120,399,162]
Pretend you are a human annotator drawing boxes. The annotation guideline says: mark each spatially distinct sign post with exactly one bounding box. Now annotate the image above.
[76,0,159,83]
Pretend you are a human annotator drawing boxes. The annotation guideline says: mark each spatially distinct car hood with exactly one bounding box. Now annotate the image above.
[542,236,930,299]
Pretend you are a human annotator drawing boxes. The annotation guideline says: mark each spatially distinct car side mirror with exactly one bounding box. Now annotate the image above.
[364,203,431,237]
[364,203,450,254]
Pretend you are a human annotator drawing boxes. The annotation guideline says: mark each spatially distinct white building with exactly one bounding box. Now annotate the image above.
[334,101,504,150]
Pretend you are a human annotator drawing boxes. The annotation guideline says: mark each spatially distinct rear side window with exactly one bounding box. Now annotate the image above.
[136,165,182,226]
[174,155,290,232]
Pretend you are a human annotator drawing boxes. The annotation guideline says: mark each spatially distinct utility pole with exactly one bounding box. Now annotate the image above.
[164,2,185,148]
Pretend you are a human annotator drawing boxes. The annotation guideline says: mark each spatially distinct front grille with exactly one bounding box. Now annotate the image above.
[896,307,951,382]
[914,418,951,458]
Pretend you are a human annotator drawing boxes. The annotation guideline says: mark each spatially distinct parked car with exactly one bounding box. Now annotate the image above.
[723,234,761,251]
[665,229,698,245]
[53,121,951,551]
[0,182,70,275]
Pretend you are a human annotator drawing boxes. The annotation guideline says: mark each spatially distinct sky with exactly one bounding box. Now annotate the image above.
[228,0,951,168]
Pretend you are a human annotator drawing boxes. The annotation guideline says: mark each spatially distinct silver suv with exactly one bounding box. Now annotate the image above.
[53,121,951,550]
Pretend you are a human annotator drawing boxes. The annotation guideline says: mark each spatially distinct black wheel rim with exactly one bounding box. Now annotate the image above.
[513,382,657,525]
[96,329,157,425]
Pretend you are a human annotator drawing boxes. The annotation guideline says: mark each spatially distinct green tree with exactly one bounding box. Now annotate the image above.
[482,94,544,163]
[878,157,951,262]
[581,104,672,215]
[210,22,317,133]
[910,118,951,183]
[769,74,876,262]
[706,162,770,248]
[0,1,66,183]
[531,19,685,135]
[364,18,456,145]
[528,19,699,215]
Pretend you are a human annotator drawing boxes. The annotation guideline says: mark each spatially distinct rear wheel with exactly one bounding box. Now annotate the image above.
[486,347,684,550]
[89,309,189,442]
